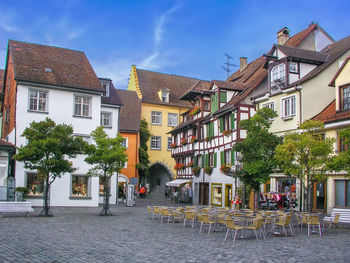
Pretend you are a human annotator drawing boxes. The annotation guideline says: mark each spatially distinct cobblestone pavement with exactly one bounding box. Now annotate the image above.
[0,197,349,263]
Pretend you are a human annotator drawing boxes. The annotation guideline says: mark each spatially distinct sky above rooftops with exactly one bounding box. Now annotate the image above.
[0,0,349,89]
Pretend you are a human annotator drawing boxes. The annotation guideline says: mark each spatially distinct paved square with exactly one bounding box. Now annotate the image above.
[0,199,349,263]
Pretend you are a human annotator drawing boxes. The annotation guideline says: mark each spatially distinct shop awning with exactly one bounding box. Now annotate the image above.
[166,179,191,187]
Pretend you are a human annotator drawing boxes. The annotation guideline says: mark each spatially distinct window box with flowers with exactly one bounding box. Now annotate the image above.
[174,163,186,170]
[180,138,188,145]
[170,142,177,149]
[187,161,194,168]
[191,136,197,143]
[189,106,201,116]
[223,129,232,137]
[220,163,231,175]
[205,136,213,142]
[192,166,201,176]
[204,166,213,175]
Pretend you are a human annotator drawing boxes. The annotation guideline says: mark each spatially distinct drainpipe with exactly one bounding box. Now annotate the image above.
[296,86,302,125]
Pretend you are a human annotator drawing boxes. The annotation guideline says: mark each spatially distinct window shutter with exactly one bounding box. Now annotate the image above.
[205,154,209,166]
[230,113,235,130]
[220,151,224,165]
[214,153,217,167]
[220,91,227,103]
[202,155,205,167]
[220,118,224,133]
[209,122,214,136]
[231,149,235,165]
[194,156,198,166]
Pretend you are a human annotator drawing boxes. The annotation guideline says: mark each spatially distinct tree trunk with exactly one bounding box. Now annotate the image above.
[40,177,52,216]
[100,178,112,216]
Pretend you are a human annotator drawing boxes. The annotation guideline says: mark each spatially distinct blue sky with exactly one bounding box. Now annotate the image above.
[0,0,349,89]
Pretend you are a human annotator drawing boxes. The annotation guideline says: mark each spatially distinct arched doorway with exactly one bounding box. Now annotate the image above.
[148,163,173,199]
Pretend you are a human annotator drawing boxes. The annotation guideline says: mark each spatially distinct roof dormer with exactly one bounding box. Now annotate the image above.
[158,88,170,103]
[99,78,111,97]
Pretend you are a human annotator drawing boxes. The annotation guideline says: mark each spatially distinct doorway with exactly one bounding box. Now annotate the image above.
[312,181,327,213]
[225,184,232,208]
[199,182,209,205]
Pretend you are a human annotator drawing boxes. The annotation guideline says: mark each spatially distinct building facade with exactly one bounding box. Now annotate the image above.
[2,40,122,207]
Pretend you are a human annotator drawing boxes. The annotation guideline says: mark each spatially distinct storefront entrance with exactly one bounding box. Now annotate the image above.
[199,182,209,205]
[312,181,327,213]
[225,184,232,208]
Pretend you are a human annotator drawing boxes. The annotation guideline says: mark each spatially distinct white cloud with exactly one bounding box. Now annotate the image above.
[0,10,19,33]
[154,4,181,46]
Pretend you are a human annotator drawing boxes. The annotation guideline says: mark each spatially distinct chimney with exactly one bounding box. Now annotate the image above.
[277,27,290,45]
[240,57,247,72]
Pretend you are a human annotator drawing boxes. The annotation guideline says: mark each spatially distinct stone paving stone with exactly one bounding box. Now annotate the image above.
[0,199,349,262]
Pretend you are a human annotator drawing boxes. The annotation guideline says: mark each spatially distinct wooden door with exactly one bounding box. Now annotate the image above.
[225,184,232,208]
[199,183,209,205]
[312,181,327,213]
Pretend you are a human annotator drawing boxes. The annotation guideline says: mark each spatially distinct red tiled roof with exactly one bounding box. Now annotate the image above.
[312,100,350,124]
[115,89,141,133]
[179,80,213,100]
[9,40,104,93]
[212,80,246,91]
[136,68,199,108]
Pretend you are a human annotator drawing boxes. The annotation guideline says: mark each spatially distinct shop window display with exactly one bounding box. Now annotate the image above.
[211,184,222,206]
[72,175,89,197]
[27,173,43,196]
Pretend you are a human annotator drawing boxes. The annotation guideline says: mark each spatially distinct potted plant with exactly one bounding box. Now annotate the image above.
[205,136,213,142]
[223,129,232,137]
[192,166,201,176]
[180,138,188,145]
[204,166,213,175]
[15,187,28,201]
[220,163,231,175]
[170,142,177,149]
[187,161,194,168]
[191,136,197,143]
[189,106,201,116]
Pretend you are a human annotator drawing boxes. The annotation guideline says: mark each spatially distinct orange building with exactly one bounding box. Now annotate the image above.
[115,90,141,194]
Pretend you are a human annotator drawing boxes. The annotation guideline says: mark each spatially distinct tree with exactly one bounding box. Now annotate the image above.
[136,119,151,186]
[234,107,282,191]
[85,127,127,216]
[327,127,350,175]
[274,120,334,212]
[14,118,85,216]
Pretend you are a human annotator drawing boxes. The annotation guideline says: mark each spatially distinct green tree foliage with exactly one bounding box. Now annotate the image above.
[137,119,151,185]
[85,127,127,216]
[328,127,350,176]
[234,107,282,190]
[14,118,85,216]
[274,120,334,211]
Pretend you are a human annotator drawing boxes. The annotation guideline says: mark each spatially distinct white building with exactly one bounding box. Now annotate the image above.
[2,40,122,207]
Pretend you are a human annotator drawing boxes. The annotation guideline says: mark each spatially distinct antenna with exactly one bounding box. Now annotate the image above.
[221,53,238,79]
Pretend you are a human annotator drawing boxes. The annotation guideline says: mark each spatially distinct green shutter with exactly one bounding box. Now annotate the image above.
[202,154,205,167]
[211,93,219,113]
[231,149,235,165]
[220,91,227,103]
[194,156,198,166]
[220,118,224,133]
[230,113,235,130]
[209,122,214,136]
[220,151,224,165]
[205,154,209,166]
[214,153,217,167]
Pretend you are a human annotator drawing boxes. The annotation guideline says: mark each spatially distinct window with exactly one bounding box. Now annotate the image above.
[101,112,112,128]
[281,96,296,118]
[338,131,349,153]
[271,64,286,91]
[335,180,350,207]
[151,136,161,150]
[289,62,298,73]
[340,86,350,111]
[151,111,162,125]
[263,102,275,111]
[168,113,178,127]
[27,173,43,196]
[224,150,231,165]
[121,137,128,149]
[204,100,210,111]
[167,137,172,150]
[74,95,91,117]
[72,175,89,197]
[198,155,202,168]
[29,89,48,112]
[100,81,110,97]
[209,153,214,167]
[161,90,169,102]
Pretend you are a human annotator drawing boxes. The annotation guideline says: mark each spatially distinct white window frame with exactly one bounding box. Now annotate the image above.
[168,113,178,127]
[28,89,48,113]
[167,137,172,150]
[289,62,298,73]
[209,153,214,167]
[161,90,169,102]
[281,95,296,118]
[100,112,112,128]
[74,95,91,117]
[100,81,110,97]
[121,137,128,149]
[224,150,231,165]
[262,101,275,111]
[271,64,286,87]
[151,111,162,125]
[150,136,161,150]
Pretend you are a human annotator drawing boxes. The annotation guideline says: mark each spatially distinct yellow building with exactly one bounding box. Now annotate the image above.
[127,65,198,196]
[312,56,350,213]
